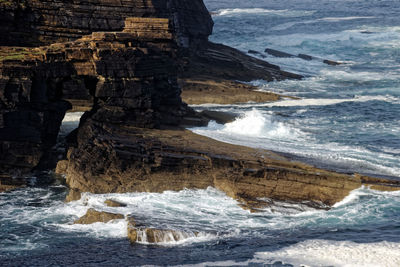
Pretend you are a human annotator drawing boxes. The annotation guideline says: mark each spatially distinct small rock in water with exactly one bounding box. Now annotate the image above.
[199,110,238,124]
[74,208,124,224]
[298,53,313,60]
[127,217,198,244]
[264,48,295,58]
[323,59,342,66]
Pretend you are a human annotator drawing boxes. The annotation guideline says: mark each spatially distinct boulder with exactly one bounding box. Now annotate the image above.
[127,219,198,244]
[199,110,238,125]
[74,208,124,224]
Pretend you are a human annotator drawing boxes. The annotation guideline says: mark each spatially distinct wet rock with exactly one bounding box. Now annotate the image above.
[65,189,81,202]
[74,208,124,224]
[127,220,198,244]
[65,119,400,210]
[323,59,342,66]
[55,160,69,175]
[265,48,295,58]
[298,53,313,61]
[180,78,282,105]
[104,199,127,208]
[199,110,238,124]
[264,48,342,66]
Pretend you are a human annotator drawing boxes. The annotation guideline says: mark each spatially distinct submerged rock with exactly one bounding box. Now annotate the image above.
[265,48,295,58]
[127,218,198,244]
[104,199,127,208]
[74,208,124,224]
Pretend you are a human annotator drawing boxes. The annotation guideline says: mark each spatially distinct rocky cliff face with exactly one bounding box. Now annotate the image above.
[1,0,398,208]
[0,17,187,178]
[0,0,213,48]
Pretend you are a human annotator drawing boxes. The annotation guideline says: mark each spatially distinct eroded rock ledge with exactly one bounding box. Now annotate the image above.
[64,120,400,210]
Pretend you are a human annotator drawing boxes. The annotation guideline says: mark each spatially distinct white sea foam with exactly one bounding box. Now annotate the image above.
[253,239,400,267]
[319,16,376,22]
[271,16,376,31]
[190,108,400,177]
[193,109,304,140]
[2,185,400,253]
[255,95,399,107]
[178,238,400,266]
[215,8,315,17]
[56,219,128,238]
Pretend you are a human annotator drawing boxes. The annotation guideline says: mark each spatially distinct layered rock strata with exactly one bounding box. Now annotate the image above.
[0,17,187,181]
[0,0,300,108]
[178,42,302,105]
[0,0,213,48]
[1,1,398,210]
[64,123,400,210]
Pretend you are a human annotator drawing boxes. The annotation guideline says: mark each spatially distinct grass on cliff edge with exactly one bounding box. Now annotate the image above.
[0,48,43,62]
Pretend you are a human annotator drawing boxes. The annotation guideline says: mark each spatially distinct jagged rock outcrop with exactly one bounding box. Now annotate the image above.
[64,122,400,210]
[0,17,188,178]
[0,0,213,48]
[74,208,124,224]
[0,47,72,175]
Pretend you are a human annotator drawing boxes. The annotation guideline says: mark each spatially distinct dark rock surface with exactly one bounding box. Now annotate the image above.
[179,42,302,105]
[0,0,213,49]
[1,0,397,209]
[0,17,186,178]
[64,120,400,210]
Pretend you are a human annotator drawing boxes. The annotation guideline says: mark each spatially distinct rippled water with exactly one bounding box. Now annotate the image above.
[1,0,400,266]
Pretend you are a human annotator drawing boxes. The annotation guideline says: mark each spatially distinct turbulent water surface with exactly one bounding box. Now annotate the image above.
[1,0,400,266]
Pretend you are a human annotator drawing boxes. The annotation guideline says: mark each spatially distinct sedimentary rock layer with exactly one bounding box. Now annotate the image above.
[0,0,213,48]
[0,18,186,176]
[179,42,302,105]
[64,120,400,210]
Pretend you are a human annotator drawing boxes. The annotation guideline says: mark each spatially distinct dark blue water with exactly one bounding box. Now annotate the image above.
[1,1,400,266]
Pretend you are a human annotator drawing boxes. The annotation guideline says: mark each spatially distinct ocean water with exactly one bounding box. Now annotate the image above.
[1,0,400,266]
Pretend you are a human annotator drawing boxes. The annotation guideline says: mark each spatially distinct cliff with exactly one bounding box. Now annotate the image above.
[1,1,398,209]
[0,0,213,48]
[0,17,187,177]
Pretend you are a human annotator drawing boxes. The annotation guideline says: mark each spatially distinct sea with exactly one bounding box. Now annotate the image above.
[1,0,400,266]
